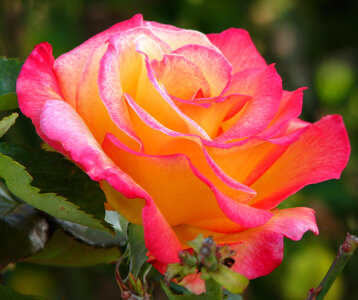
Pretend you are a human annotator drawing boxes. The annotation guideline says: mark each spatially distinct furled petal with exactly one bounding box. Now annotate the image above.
[99,27,210,143]
[207,28,267,73]
[217,65,282,142]
[259,88,305,139]
[54,14,144,106]
[124,92,257,202]
[39,99,181,263]
[172,44,232,97]
[76,43,139,150]
[179,94,251,139]
[151,53,211,99]
[251,115,350,210]
[148,26,215,51]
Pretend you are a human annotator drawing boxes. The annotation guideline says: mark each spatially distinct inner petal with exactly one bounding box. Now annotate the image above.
[151,53,211,99]
[172,44,232,97]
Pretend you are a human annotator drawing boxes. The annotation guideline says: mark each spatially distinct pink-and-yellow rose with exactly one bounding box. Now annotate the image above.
[17,14,350,292]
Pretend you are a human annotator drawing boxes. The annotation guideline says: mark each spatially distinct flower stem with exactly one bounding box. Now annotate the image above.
[306,233,358,300]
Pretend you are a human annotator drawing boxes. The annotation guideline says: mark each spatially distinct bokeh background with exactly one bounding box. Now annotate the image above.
[1,0,357,299]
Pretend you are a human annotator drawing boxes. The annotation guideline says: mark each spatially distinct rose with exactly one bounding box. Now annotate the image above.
[17,14,350,292]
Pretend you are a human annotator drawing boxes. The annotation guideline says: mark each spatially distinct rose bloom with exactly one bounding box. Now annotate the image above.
[17,15,349,292]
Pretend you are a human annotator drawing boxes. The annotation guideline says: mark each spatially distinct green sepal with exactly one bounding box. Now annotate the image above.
[209,265,249,294]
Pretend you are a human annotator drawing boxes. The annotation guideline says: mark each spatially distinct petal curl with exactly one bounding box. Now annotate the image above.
[148,26,215,51]
[76,43,139,149]
[17,42,64,129]
[207,28,267,73]
[217,65,282,142]
[251,115,350,210]
[154,206,317,292]
[172,44,232,97]
[16,42,67,154]
[54,14,144,106]
[151,53,211,99]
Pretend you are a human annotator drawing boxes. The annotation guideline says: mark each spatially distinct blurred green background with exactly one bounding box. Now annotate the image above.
[1,0,357,299]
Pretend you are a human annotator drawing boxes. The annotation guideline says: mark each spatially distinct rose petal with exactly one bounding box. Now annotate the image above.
[125,92,256,201]
[54,14,144,106]
[208,28,267,73]
[251,115,350,210]
[103,133,268,228]
[217,65,282,142]
[148,26,215,51]
[151,53,211,99]
[17,42,63,128]
[173,44,232,97]
[102,133,228,226]
[259,88,305,139]
[179,94,251,139]
[16,42,67,154]
[75,43,140,150]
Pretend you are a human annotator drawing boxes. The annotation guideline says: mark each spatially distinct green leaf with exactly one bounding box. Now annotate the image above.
[0,181,49,266]
[0,143,112,232]
[0,284,46,300]
[25,229,121,267]
[209,265,248,294]
[0,57,23,111]
[160,281,207,300]
[128,224,147,277]
[0,113,18,138]
[56,211,128,247]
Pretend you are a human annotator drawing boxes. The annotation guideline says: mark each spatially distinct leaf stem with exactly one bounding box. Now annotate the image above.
[306,233,358,300]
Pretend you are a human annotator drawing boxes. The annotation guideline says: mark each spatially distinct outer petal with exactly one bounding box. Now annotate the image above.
[17,42,64,129]
[222,207,318,279]
[54,14,144,106]
[39,99,182,263]
[207,28,267,73]
[251,115,350,210]
[153,206,317,293]
[16,42,68,154]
